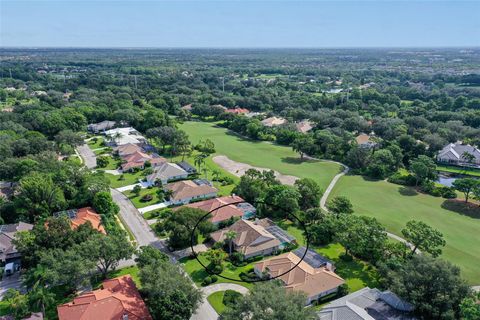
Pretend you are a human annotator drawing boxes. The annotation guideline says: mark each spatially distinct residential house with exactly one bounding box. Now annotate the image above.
[437,142,480,167]
[210,218,295,259]
[296,120,314,133]
[255,247,345,305]
[355,133,378,149]
[182,195,256,224]
[0,181,16,200]
[120,151,166,172]
[146,162,189,186]
[261,116,287,127]
[317,287,415,320]
[0,222,33,263]
[177,161,197,174]
[115,143,143,157]
[54,207,106,234]
[87,120,117,134]
[57,275,152,320]
[226,107,250,114]
[181,104,193,111]
[104,127,147,146]
[165,180,218,205]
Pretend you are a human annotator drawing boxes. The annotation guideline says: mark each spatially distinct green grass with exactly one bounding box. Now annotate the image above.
[87,137,105,149]
[329,175,480,284]
[105,170,147,188]
[181,255,253,290]
[436,164,480,177]
[207,291,227,314]
[178,121,342,191]
[169,151,240,197]
[123,187,163,208]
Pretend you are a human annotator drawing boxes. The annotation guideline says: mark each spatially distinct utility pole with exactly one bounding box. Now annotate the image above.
[134,75,138,90]
[9,68,12,78]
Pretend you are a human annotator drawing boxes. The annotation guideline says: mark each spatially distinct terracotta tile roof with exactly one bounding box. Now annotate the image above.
[116,143,143,157]
[121,151,166,171]
[355,133,373,145]
[71,207,106,234]
[210,219,281,256]
[226,107,250,114]
[255,252,344,299]
[57,275,152,320]
[165,180,218,202]
[295,120,313,133]
[182,195,247,223]
[261,116,287,127]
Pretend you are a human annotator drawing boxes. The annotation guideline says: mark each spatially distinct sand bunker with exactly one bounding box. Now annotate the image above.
[213,155,298,185]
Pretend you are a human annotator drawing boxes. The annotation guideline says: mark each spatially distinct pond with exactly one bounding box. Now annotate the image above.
[436,175,457,187]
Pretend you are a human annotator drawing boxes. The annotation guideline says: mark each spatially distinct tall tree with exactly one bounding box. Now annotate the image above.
[409,155,437,186]
[453,178,480,203]
[140,259,202,320]
[401,220,446,257]
[382,255,470,320]
[294,178,323,210]
[222,281,316,320]
[327,196,354,217]
[81,233,135,278]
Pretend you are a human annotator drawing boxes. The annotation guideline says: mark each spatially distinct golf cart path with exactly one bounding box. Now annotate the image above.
[213,155,298,185]
[191,283,248,320]
[214,154,420,254]
[318,163,420,253]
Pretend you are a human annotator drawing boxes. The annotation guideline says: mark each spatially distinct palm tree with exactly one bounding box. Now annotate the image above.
[194,153,207,170]
[212,169,221,181]
[29,282,55,317]
[225,230,237,255]
[114,132,123,145]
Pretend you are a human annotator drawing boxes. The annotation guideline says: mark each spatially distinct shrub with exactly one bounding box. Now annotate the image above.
[229,252,245,265]
[211,275,218,283]
[202,276,212,286]
[141,194,153,202]
[336,284,349,297]
[440,187,457,199]
[144,167,154,175]
[223,290,242,307]
[96,156,110,168]
[339,253,353,262]
[387,173,416,186]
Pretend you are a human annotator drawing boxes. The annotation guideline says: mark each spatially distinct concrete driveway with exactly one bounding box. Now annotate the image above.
[77,144,97,169]
[191,283,248,320]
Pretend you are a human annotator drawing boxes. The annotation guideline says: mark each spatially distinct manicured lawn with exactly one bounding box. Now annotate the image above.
[97,155,120,170]
[124,188,163,209]
[181,255,253,290]
[436,164,480,177]
[169,151,239,197]
[207,291,227,314]
[105,170,147,188]
[329,175,480,284]
[87,137,105,149]
[178,121,342,190]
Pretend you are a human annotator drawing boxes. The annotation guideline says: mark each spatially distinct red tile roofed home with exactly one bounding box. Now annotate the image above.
[226,107,250,114]
[181,195,256,224]
[57,275,152,320]
[54,207,106,234]
[121,151,166,172]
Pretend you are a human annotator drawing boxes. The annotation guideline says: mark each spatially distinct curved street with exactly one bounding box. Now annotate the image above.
[191,283,249,320]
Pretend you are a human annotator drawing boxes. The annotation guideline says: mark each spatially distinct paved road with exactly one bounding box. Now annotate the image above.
[110,188,167,252]
[0,273,23,298]
[191,283,248,320]
[77,144,97,169]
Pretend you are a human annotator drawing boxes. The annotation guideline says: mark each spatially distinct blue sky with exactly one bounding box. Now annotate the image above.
[1,1,479,48]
